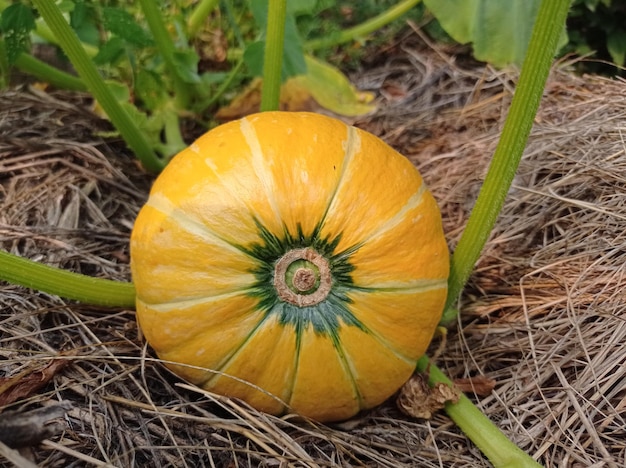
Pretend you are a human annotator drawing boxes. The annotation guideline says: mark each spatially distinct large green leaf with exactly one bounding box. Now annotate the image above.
[102,7,154,48]
[424,0,556,67]
[0,3,36,64]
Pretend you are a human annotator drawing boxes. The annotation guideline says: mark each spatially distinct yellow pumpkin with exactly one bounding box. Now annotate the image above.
[130,111,449,422]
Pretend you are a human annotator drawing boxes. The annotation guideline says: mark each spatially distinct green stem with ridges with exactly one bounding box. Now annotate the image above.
[421,1,570,465]
[137,0,191,110]
[162,107,187,158]
[305,0,421,51]
[0,250,135,307]
[444,0,571,311]
[187,0,219,39]
[14,53,87,91]
[30,0,164,173]
[260,0,287,112]
[416,356,542,468]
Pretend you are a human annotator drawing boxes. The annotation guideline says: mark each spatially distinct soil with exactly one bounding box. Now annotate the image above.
[1,34,625,467]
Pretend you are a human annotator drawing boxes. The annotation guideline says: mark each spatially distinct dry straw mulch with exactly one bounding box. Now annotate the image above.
[1,38,625,467]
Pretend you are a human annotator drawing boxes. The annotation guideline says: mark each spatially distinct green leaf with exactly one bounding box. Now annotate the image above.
[105,79,131,103]
[292,55,376,116]
[243,40,265,76]
[171,49,201,83]
[92,36,126,65]
[424,0,553,67]
[282,17,307,78]
[56,0,76,14]
[423,0,477,44]
[135,68,167,110]
[70,0,99,46]
[102,6,153,48]
[0,3,36,64]
[199,71,229,84]
[607,29,626,66]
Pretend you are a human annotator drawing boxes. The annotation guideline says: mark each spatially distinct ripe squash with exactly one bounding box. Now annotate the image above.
[130,111,449,422]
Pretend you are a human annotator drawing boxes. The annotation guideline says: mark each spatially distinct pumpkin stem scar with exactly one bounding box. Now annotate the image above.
[293,267,316,291]
[274,248,332,306]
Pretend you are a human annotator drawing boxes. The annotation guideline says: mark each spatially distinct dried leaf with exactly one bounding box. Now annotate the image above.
[216,55,376,121]
[0,351,75,407]
[454,376,497,396]
[396,373,460,420]
[215,77,316,122]
[292,55,376,117]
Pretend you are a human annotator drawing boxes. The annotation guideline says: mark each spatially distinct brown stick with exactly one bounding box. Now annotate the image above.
[0,403,70,448]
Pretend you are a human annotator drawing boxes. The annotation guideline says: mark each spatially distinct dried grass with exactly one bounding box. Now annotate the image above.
[1,37,625,467]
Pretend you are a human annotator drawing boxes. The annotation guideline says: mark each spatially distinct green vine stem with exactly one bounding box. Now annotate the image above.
[30,0,164,173]
[260,0,287,112]
[162,107,187,158]
[444,0,571,312]
[0,250,135,307]
[416,356,542,468]
[305,0,421,51]
[419,0,571,466]
[187,0,219,39]
[14,53,87,91]
[138,0,191,110]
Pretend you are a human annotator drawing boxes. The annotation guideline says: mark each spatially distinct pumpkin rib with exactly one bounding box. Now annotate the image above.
[288,324,363,416]
[309,125,360,242]
[347,288,446,362]
[346,315,426,366]
[198,364,291,412]
[353,183,427,246]
[351,278,448,293]
[333,337,367,411]
[341,294,427,367]
[139,288,256,311]
[239,117,284,230]
[198,310,283,388]
[146,192,255,260]
[287,311,364,414]
[136,294,265,364]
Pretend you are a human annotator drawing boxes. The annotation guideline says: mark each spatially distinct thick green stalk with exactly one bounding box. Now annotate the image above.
[14,53,87,91]
[306,0,421,51]
[30,0,164,173]
[260,0,287,112]
[416,356,541,467]
[137,0,191,110]
[445,0,571,311]
[187,0,219,39]
[0,250,136,307]
[420,1,571,465]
